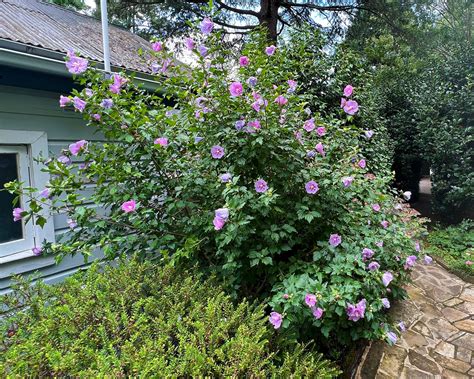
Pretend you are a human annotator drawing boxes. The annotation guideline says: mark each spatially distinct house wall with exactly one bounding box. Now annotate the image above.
[0,84,104,294]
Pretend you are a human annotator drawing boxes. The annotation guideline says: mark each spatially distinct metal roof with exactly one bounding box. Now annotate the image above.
[0,0,152,73]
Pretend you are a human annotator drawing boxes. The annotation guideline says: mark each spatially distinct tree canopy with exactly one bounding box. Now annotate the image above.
[92,0,367,41]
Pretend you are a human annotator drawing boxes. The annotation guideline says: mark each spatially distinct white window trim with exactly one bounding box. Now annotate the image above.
[0,145,35,256]
[0,130,55,264]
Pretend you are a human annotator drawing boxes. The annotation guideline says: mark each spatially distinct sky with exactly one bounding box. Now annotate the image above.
[85,0,96,9]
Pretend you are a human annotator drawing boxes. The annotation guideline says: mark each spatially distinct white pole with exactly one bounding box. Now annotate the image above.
[100,0,111,73]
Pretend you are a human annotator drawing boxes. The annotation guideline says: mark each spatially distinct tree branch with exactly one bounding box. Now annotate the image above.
[280,2,358,12]
[214,0,260,17]
[212,19,258,30]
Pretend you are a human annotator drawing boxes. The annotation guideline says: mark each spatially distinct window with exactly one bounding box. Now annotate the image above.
[0,145,35,256]
[0,131,55,263]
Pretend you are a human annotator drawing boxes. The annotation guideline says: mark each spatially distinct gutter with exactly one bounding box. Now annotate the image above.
[0,40,165,93]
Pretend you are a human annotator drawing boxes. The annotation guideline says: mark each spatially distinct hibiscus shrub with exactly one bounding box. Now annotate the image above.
[6,21,426,345]
[0,259,340,377]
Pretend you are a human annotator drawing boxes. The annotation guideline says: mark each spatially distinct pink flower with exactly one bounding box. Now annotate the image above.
[405,255,417,269]
[312,307,324,319]
[92,114,101,121]
[73,96,86,112]
[213,216,225,230]
[185,37,195,50]
[211,145,225,159]
[247,76,258,87]
[316,127,326,137]
[274,95,288,106]
[315,142,325,156]
[368,261,380,271]
[376,240,384,248]
[283,293,289,299]
[346,299,366,322]
[358,159,366,169]
[58,155,71,165]
[100,99,113,109]
[342,176,353,187]
[305,293,317,307]
[151,41,163,52]
[295,130,303,143]
[195,96,207,108]
[59,95,70,107]
[305,181,319,195]
[329,234,342,247]
[161,58,172,73]
[220,173,232,183]
[121,200,137,213]
[198,45,208,57]
[265,45,276,56]
[69,140,87,156]
[343,100,359,115]
[269,311,282,329]
[303,118,316,132]
[13,208,24,222]
[343,85,353,97]
[362,248,374,261]
[229,82,243,97]
[109,73,127,94]
[65,51,88,74]
[154,137,168,147]
[239,56,250,66]
[252,92,262,100]
[247,120,261,133]
[67,219,77,229]
[200,18,214,35]
[466,260,473,266]
[387,331,398,344]
[251,101,261,112]
[213,208,229,230]
[287,79,297,92]
[382,272,393,287]
[32,247,42,256]
[235,120,245,131]
[372,204,381,212]
[415,241,421,252]
[381,220,389,229]
[39,188,50,198]
[255,179,268,193]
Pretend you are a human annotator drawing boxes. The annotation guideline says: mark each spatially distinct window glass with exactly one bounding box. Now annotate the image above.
[0,153,23,243]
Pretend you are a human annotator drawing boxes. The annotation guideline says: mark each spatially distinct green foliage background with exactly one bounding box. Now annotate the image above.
[343,0,473,221]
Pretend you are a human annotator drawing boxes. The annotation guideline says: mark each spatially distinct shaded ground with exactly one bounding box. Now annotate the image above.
[356,262,474,378]
[411,177,441,223]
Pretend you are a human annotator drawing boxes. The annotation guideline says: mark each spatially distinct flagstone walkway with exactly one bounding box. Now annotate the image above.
[357,262,474,378]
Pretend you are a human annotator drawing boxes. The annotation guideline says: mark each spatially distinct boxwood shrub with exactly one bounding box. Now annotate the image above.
[0,260,340,377]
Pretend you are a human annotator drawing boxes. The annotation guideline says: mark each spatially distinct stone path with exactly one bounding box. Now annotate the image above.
[357,262,474,378]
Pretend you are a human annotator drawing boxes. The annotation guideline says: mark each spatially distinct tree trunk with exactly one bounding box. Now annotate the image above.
[259,0,280,42]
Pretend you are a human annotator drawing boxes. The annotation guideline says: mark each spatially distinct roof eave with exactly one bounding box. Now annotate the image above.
[0,39,165,93]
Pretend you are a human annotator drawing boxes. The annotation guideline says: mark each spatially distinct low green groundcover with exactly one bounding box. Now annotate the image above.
[0,260,340,377]
[426,220,473,280]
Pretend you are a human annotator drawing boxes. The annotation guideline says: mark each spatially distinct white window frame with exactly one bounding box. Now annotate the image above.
[0,130,55,264]
[0,145,35,256]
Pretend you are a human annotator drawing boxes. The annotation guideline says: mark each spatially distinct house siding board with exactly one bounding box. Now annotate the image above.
[0,85,104,293]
